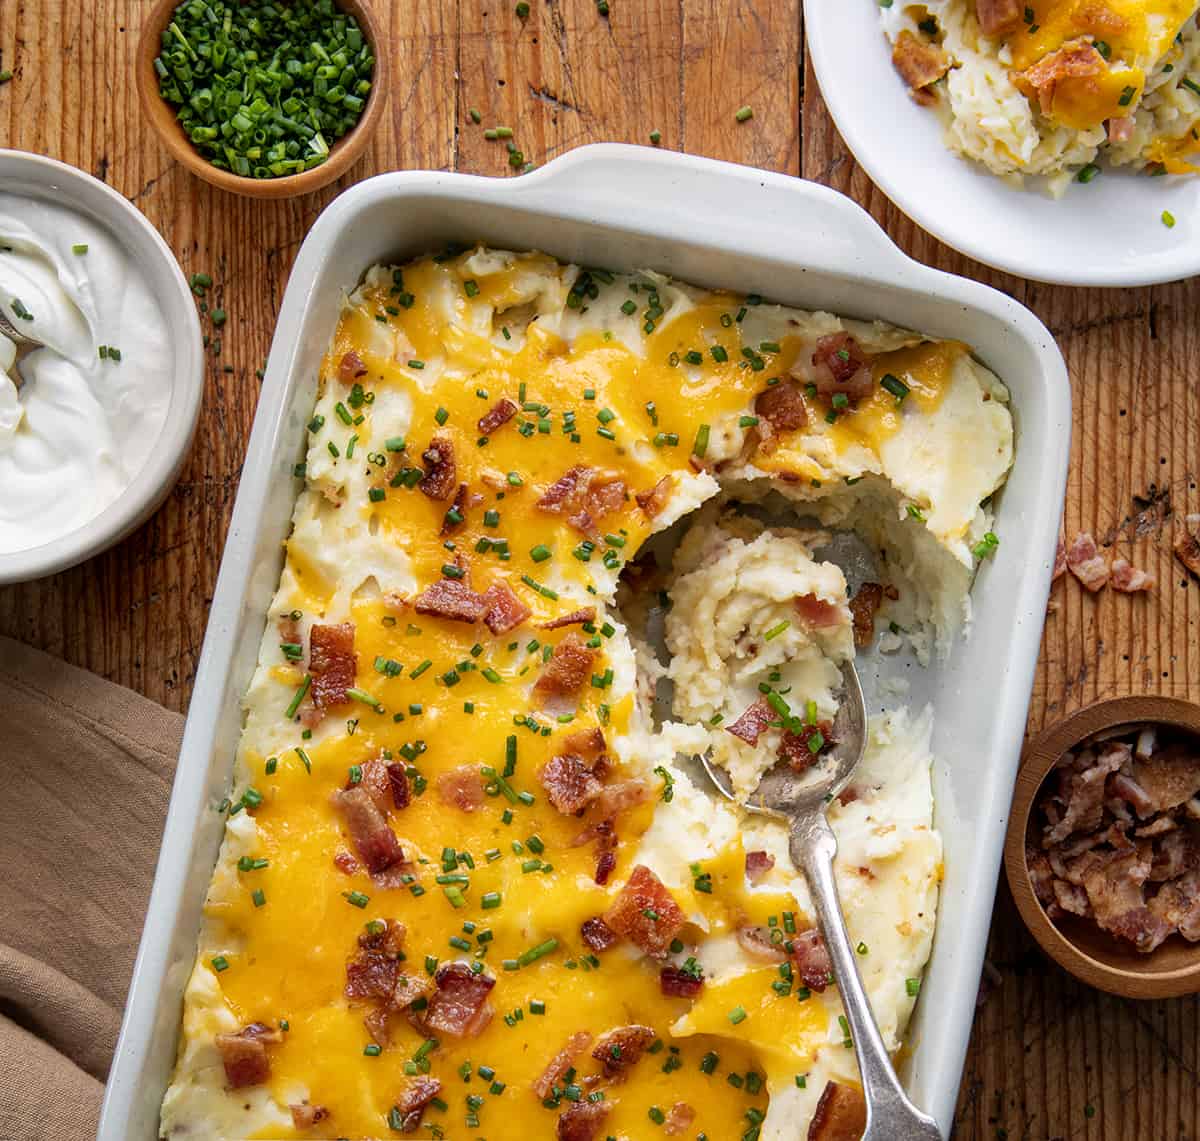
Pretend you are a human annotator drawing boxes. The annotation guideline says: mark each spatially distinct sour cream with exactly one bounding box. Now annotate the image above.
[0,193,171,554]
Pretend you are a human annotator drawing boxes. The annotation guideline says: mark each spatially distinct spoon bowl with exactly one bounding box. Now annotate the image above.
[0,309,40,386]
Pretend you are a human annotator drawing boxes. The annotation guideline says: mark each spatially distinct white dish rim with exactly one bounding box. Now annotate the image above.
[98,143,1071,1140]
[0,148,204,583]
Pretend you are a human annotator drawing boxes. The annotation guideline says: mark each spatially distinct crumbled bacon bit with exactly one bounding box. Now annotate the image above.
[791,928,834,992]
[538,466,591,511]
[808,1080,867,1141]
[1066,531,1110,592]
[338,350,367,384]
[736,925,788,963]
[780,721,834,772]
[659,965,704,997]
[603,864,686,958]
[477,397,518,436]
[892,30,951,104]
[592,1024,656,1079]
[726,698,774,746]
[754,379,808,433]
[1052,537,1067,582]
[533,1031,594,1099]
[536,466,626,537]
[562,727,607,760]
[534,633,596,699]
[665,1102,697,1136]
[423,962,496,1038]
[1175,523,1200,581]
[482,580,531,634]
[794,592,844,628]
[975,0,1022,35]
[811,332,874,397]
[540,607,596,630]
[418,435,456,500]
[848,582,885,648]
[395,1076,442,1133]
[333,849,360,875]
[539,753,603,815]
[556,1101,611,1141]
[214,1024,280,1089]
[289,1102,330,1129]
[589,778,652,820]
[413,579,490,623]
[581,916,620,951]
[436,765,487,813]
[1016,37,1104,116]
[441,483,470,535]
[745,849,776,883]
[332,786,404,875]
[387,762,411,810]
[636,475,673,519]
[357,756,392,813]
[309,622,356,709]
[1111,557,1156,593]
[345,919,406,999]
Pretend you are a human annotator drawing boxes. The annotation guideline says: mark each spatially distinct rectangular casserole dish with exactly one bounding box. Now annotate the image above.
[99,144,1070,1140]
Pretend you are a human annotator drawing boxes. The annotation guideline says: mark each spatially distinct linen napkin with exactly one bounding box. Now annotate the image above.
[0,636,183,1141]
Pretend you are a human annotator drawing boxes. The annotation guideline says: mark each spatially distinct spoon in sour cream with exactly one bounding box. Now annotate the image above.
[697,660,942,1141]
[0,307,43,381]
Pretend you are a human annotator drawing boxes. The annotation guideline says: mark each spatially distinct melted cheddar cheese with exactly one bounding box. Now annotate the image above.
[161,247,1012,1140]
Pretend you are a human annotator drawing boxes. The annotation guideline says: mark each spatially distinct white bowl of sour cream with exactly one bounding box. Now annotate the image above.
[0,150,202,583]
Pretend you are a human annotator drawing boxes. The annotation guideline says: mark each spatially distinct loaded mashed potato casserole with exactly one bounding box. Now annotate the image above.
[883,0,1200,188]
[162,247,1013,1139]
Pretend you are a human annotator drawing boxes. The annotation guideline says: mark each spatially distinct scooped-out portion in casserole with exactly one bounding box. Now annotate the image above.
[161,247,1013,1140]
[882,1,1200,192]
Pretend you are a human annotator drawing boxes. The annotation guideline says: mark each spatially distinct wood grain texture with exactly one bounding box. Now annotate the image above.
[0,3,1197,1138]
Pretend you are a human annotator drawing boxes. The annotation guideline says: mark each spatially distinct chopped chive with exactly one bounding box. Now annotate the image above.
[735,105,753,122]
[284,675,311,718]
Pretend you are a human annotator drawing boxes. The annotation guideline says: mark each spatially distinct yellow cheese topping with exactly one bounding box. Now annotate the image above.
[178,248,965,1139]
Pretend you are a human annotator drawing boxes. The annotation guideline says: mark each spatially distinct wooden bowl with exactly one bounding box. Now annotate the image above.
[1005,696,1200,999]
[136,0,387,199]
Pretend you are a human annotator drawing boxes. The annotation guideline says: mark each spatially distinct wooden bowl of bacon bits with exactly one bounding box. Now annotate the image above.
[1005,697,1200,999]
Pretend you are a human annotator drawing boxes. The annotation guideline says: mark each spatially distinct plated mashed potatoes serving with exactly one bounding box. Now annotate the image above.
[162,246,1013,1139]
[883,0,1200,190]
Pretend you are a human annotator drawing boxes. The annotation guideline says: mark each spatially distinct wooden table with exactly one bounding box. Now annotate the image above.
[1,3,1197,1136]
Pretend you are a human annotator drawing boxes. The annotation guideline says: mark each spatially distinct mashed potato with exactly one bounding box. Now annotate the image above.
[162,247,1011,1140]
[882,1,1200,190]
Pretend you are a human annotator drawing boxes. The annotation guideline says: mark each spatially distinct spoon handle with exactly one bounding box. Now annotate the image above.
[791,814,943,1141]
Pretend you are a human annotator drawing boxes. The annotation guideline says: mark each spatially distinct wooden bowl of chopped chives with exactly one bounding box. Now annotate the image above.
[137,0,387,199]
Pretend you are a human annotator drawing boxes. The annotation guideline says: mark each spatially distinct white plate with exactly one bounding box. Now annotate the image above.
[98,145,1069,1140]
[805,2,1200,286]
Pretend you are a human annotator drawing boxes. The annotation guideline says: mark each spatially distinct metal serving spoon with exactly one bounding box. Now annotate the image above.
[699,660,942,1140]
[0,308,40,385]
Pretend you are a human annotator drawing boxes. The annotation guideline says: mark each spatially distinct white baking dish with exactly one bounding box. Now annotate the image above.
[99,144,1070,1140]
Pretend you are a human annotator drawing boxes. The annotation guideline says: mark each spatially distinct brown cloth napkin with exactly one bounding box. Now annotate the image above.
[0,636,183,1141]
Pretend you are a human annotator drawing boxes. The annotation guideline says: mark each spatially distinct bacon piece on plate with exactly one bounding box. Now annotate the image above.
[792,928,834,992]
[794,592,843,628]
[356,756,392,814]
[754,379,808,433]
[636,475,673,519]
[289,1102,330,1129]
[812,332,874,398]
[592,1024,657,1079]
[338,350,367,383]
[413,578,490,623]
[478,397,518,436]
[215,1023,281,1089]
[581,916,620,951]
[660,965,704,998]
[534,633,596,699]
[541,607,596,630]
[848,582,884,648]
[603,865,686,957]
[1016,38,1104,116]
[539,753,603,815]
[538,466,592,511]
[423,962,496,1038]
[892,30,951,104]
[557,1101,611,1141]
[665,1103,697,1136]
[387,762,411,810]
[309,622,356,709]
[345,919,406,999]
[1175,523,1200,581]
[437,765,487,813]
[1111,557,1156,593]
[482,580,531,634]
[418,435,457,501]
[590,778,652,820]
[976,0,1022,36]
[808,1080,867,1141]
[394,1076,442,1133]
[1066,531,1110,592]
[745,849,776,884]
[536,466,626,536]
[563,727,607,761]
[533,1031,595,1099]
[726,698,774,746]
[333,787,404,875]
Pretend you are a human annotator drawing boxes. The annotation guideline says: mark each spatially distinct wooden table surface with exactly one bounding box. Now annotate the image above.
[1,3,1197,1137]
